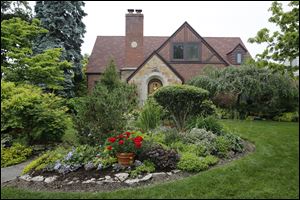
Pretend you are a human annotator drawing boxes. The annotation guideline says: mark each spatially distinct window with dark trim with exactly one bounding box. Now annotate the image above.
[236,53,242,64]
[172,43,199,61]
[173,44,184,59]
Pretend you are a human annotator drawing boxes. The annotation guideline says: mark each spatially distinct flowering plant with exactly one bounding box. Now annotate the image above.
[104,131,144,154]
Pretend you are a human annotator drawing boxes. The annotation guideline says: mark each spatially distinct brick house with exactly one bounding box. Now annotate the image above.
[86,9,251,105]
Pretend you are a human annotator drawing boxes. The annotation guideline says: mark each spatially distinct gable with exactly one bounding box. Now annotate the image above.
[157,22,228,65]
[127,52,183,83]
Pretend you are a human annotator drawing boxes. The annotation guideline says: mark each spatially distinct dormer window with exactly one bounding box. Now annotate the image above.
[172,43,199,61]
[236,53,242,64]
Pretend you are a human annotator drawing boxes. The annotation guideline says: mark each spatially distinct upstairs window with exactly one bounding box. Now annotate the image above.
[236,53,242,64]
[172,43,199,61]
[186,44,199,60]
[173,44,184,59]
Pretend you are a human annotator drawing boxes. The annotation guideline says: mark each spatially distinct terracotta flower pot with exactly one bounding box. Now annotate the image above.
[116,153,135,166]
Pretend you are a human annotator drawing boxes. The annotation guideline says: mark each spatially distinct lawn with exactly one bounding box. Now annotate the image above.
[1,120,299,199]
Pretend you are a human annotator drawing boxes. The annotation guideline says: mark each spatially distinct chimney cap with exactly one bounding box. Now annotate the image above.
[127,9,134,13]
[135,9,142,13]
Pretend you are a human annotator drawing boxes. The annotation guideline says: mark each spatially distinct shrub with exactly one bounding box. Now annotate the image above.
[177,153,209,172]
[201,155,219,166]
[130,160,156,178]
[63,145,100,165]
[189,65,299,119]
[136,98,163,131]
[153,85,210,131]
[1,81,70,145]
[169,142,207,157]
[186,116,223,135]
[93,156,117,169]
[212,136,231,158]
[22,147,67,174]
[187,75,217,98]
[74,60,137,145]
[163,128,181,145]
[222,132,244,153]
[183,128,217,144]
[273,111,299,122]
[1,143,33,167]
[139,145,180,170]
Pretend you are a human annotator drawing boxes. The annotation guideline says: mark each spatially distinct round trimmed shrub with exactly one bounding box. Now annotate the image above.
[153,85,210,131]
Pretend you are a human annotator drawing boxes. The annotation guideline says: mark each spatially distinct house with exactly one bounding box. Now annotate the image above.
[86,9,251,105]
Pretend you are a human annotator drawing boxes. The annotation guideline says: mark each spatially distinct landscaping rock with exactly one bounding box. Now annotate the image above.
[124,178,140,185]
[98,177,105,181]
[84,162,95,171]
[72,177,79,181]
[82,179,96,184]
[152,172,167,178]
[167,172,172,176]
[96,163,103,171]
[44,176,58,183]
[58,164,71,174]
[112,163,126,172]
[67,181,74,185]
[54,162,62,170]
[134,160,143,167]
[31,176,44,182]
[105,175,111,180]
[19,174,31,182]
[115,173,129,182]
[70,164,81,172]
[171,169,181,174]
[140,174,152,181]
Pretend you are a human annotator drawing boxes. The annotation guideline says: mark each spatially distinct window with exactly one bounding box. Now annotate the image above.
[172,43,199,61]
[236,53,242,64]
[186,44,199,60]
[173,44,184,59]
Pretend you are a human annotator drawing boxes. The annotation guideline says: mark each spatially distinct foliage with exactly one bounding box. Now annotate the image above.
[212,136,231,158]
[201,155,219,166]
[34,1,87,97]
[222,132,244,153]
[1,1,32,22]
[92,155,117,169]
[130,160,156,178]
[183,128,216,145]
[163,128,181,145]
[63,145,100,165]
[104,131,145,155]
[74,53,88,97]
[169,142,207,157]
[177,153,209,172]
[136,98,163,131]
[248,1,299,76]
[186,116,223,135]
[273,111,299,122]
[139,145,180,170]
[22,147,68,174]
[1,143,33,167]
[189,65,299,119]
[1,81,70,145]
[2,120,298,199]
[74,60,137,145]
[61,117,80,146]
[187,75,217,98]
[153,85,210,131]
[1,17,71,92]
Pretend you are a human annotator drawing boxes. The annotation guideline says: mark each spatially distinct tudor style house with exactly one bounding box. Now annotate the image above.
[86,9,251,105]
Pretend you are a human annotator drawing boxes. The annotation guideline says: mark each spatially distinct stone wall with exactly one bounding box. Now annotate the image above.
[128,54,182,105]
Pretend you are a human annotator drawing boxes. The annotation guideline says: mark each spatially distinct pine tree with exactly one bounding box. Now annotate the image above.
[100,59,121,90]
[33,1,87,97]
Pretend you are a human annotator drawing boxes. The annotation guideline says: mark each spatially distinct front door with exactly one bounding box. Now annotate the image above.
[148,79,162,95]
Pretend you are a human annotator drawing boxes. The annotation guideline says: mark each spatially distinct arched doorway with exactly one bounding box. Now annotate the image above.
[148,78,163,95]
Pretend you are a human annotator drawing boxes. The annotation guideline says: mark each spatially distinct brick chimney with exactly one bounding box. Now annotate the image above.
[125,9,144,68]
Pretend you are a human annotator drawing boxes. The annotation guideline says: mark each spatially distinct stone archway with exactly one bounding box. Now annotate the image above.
[148,78,163,95]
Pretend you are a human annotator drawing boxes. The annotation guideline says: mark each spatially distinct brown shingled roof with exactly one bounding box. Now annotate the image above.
[86,36,167,73]
[86,36,249,75]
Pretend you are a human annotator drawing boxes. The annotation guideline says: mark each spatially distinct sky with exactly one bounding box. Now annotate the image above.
[28,1,291,58]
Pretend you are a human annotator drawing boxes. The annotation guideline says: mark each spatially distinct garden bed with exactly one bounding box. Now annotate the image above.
[2,140,255,193]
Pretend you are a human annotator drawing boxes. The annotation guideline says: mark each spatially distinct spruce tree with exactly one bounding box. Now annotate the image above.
[100,59,121,90]
[33,1,87,97]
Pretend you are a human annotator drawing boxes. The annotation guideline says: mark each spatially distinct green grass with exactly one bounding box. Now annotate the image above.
[1,120,299,199]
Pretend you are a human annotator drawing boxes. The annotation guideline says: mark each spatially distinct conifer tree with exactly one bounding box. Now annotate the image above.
[33,1,87,97]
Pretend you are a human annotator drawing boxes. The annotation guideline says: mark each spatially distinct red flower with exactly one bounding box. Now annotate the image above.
[117,134,124,139]
[108,137,116,143]
[133,136,143,142]
[118,140,124,145]
[125,131,131,137]
[134,142,142,149]
[107,146,113,150]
